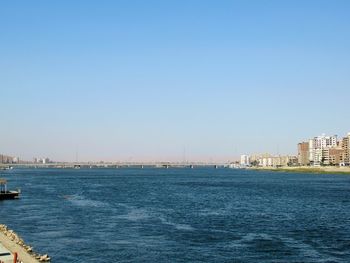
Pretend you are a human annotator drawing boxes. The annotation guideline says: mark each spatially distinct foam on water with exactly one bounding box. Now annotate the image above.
[67,193,108,208]
[159,217,195,231]
[198,208,226,216]
[116,207,152,221]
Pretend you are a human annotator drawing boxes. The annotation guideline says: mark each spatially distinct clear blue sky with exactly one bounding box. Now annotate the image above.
[1,0,350,162]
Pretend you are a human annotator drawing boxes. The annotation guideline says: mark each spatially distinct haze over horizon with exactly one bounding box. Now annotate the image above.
[1,1,350,162]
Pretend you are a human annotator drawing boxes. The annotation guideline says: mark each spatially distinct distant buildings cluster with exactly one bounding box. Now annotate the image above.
[0,154,53,165]
[298,132,350,166]
[0,154,20,164]
[33,157,51,164]
[240,132,350,168]
[240,153,298,168]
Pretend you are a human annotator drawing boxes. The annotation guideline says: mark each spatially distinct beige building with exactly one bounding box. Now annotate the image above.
[328,147,344,165]
[314,147,344,166]
[250,153,272,162]
[297,142,309,166]
[341,133,350,165]
[258,155,298,167]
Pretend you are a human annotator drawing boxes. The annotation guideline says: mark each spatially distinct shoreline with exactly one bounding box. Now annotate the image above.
[0,224,50,262]
[249,166,350,174]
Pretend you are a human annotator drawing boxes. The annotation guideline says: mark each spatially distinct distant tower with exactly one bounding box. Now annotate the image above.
[75,146,79,163]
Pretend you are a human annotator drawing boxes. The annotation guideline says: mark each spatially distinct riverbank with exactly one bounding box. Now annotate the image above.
[0,224,50,262]
[250,166,350,174]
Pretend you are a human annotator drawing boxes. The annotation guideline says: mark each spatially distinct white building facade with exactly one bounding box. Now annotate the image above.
[309,134,338,165]
[240,155,250,167]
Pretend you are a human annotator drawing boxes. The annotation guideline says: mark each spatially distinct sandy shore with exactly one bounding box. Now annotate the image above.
[0,225,50,263]
[250,166,350,174]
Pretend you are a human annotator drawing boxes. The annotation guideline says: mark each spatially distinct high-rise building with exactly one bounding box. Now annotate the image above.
[297,142,309,166]
[341,133,350,165]
[308,134,338,165]
[328,147,344,165]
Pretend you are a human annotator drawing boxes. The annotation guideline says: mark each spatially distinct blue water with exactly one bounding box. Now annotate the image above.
[0,168,350,262]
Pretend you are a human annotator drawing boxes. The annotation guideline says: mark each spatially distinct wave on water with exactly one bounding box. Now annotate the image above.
[26,183,56,193]
[240,233,274,242]
[116,207,152,221]
[198,208,227,216]
[159,217,195,231]
[65,194,108,208]
[228,233,334,262]
[113,205,195,231]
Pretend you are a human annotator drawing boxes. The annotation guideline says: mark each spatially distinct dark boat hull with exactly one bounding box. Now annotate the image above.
[0,192,19,200]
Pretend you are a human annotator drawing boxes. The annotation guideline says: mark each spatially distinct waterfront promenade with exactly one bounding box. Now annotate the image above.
[251,166,350,174]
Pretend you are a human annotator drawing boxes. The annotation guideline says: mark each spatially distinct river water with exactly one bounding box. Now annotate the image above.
[0,168,350,262]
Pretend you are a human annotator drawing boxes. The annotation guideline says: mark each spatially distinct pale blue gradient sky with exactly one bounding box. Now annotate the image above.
[1,1,350,162]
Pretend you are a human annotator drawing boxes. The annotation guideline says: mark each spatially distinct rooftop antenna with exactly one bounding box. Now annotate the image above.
[183,146,187,165]
[233,144,237,161]
[75,146,79,163]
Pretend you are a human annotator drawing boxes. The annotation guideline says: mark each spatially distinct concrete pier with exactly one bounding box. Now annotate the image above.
[0,225,50,263]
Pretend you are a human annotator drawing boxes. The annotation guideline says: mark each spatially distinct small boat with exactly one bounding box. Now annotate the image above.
[0,166,13,171]
[0,179,20,200]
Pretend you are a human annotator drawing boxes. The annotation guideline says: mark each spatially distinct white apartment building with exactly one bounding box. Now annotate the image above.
[258,156,297,167]
[240,155,250,167]
[309,134,338,165]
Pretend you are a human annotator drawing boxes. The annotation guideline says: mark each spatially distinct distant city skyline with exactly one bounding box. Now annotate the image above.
[1,1,350,162]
